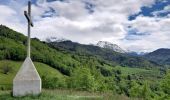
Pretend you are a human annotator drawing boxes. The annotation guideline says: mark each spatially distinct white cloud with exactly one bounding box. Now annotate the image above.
[0,5,26,34]
[2,0,170,52]
[125,16,170,52]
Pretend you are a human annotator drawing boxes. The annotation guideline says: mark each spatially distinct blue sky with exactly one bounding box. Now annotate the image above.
[0,0,170,52]
[129,0,170,20]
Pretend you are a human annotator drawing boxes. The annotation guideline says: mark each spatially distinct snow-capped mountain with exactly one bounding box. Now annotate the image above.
[96,41,126,53]
[46,37,67,43]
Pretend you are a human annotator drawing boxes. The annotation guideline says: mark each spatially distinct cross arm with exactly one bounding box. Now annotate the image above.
[24,11,34,27]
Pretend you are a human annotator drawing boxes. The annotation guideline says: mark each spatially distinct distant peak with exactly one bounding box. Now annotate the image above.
[45,37,68,43]
[96,41,126,53]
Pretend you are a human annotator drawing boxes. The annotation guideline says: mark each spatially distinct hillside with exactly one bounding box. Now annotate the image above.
[0,61,140,100]
[144,48,170,65]
[0,60,65,90]
[49,40,160,69]
[0,25,81,76]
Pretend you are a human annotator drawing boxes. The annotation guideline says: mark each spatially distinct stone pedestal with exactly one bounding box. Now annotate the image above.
[13,57,41,97]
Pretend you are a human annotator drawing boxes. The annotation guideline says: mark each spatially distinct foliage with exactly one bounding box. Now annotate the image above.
[68,67,96,91]
[161,70,170,95]
[0,62,12,74]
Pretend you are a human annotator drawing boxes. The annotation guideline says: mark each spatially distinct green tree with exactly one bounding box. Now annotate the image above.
[69,67,96,91]
[161,71,170,95]
[141,82,152,100]
[129,81,142,97]
[42,75,66,89]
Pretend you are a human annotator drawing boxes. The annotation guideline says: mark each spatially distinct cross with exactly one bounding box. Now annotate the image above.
[24,1,33,58]
[13,2,41,96]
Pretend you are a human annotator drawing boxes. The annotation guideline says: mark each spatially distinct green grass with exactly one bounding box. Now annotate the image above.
[102,64,161,80]
[115,66,149,75]
[0,89,139,100]
[114,66,160,76]
[0,60,65,90]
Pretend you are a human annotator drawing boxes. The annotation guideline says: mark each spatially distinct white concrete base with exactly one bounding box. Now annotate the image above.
[13,57,41,97]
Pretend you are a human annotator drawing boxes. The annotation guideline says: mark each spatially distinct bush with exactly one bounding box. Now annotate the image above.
[42,75,66,89]
[1,62,12,74]
[161,71,170,95]
[68,67,96,91]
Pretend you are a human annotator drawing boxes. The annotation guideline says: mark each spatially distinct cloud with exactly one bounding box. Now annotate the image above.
[123,15,170,52]
[30,0,155,42]
[0,5,26,34]
[1,0,170,52]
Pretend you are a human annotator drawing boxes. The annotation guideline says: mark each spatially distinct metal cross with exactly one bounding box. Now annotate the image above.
[24,1,33,58]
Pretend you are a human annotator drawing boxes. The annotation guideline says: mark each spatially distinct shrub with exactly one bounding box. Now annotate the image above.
[68,67,96,91]
[42,75,66,89]
[1,62,12,74]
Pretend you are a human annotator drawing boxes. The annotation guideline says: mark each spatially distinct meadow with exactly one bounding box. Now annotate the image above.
[0,60,142,100]
[0,89,140,100]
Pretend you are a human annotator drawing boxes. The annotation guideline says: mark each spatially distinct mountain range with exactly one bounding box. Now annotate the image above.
[46,36,170,67]
[46,37,149,55]
[1,24,170,69]
[49,40,162,69]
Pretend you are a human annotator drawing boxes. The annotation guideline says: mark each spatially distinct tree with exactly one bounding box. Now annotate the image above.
[42,75,66,89]
[129,81,142,97]
[69,67,96,91]
[141,81,152,100]
[161,71,170,95]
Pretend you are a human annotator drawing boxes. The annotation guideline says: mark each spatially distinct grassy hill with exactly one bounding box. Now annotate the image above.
[0,60,160,90]
[0,60,140,100]
[0,60,65,90]
[0,61,167,99]
[0,61,154,100]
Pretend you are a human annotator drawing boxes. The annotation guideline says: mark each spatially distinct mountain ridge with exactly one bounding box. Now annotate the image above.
[96,41,126,53]
[144,48,170,65]
[49,40,161,69]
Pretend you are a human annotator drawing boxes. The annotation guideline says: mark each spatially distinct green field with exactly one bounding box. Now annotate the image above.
[102,64,161,80]
[0,60,161,99]
[0,89,140,100]
[114,66,160,76]
[0,60,65,90]
[0,60,160,90]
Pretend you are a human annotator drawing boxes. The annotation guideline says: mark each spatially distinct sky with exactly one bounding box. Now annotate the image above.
[0,0,170,52]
